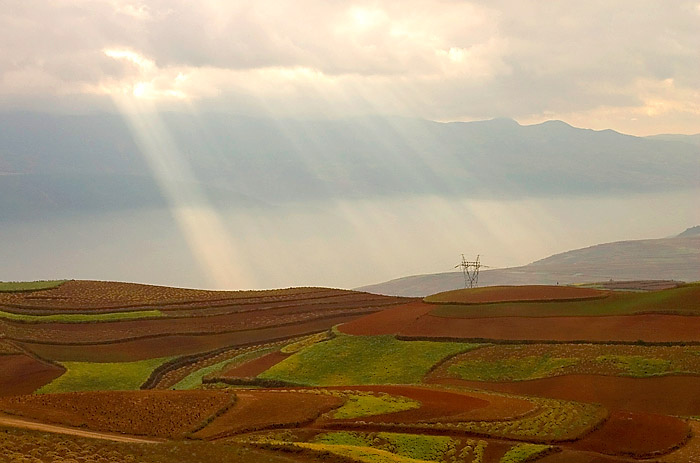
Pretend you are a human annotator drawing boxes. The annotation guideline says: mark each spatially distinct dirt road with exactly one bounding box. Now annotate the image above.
[0,413,162,444]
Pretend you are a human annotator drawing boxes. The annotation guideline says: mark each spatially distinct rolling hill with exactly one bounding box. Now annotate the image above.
[358,227,700,297]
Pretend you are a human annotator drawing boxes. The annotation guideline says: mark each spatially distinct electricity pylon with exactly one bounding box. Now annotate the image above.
[455,254,487,288]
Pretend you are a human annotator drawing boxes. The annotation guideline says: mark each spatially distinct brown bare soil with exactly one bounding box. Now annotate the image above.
[426,285,608,304]
[19,313,374,362]
[0,280,331,310]
[0,390,234,438]
[0,354,64,396]
[320,385,537,423]
[660,420,700,463]
[570,410,691,458]
[430,374,700,416]
[193,391,343,439]
[538,450,634,462]
[216,351,290,380]
[338,301,434,335]
[399,313,700,342]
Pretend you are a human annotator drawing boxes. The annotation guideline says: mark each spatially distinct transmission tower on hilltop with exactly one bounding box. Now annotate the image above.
[455,254,486,288]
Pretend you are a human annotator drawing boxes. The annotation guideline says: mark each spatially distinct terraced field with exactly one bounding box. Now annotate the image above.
[2,279,699,463]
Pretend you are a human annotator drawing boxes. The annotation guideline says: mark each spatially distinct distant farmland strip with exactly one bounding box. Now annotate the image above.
[0,309,163,323]
[429,284,700,318]
[0,280,67,293]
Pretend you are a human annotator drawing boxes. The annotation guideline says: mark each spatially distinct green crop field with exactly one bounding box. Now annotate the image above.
[499,443,554,463]
[37,357,175,393]
[430,284,700,318]
[258,332,481,386]
[314,431,457,462]
[0,280,67,292]
[173,347,279,390]
[448,355,579,382]
[595,355,675,377]
[0,309,163,323]
[331,392,421,419]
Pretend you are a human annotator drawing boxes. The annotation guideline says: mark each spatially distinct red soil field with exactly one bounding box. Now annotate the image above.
[0,354,64,396]
[338,301,434,335]
[426,285,608,304]
[0,390,235,438]
[216,352,289,380]
[538,450,632,463]
[570,410,690,458]
[399,313,700,343]
[0,280,331,310]
[193,391,343,439]
[430,374,700,416]
[320,385,537,423]
[18,313,374,362]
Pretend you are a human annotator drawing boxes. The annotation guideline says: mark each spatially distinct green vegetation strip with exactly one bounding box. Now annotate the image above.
[258,332,481,386]
[595,355,674,377]
[0,280,67,292]
[37,356,175,393]
[431,284,700,318]
[499,443,554,463]
[172,347,278,390]
[315,431,457,462]
[0,309,163,323]
[332,393,421,419]
[448,355,579,382]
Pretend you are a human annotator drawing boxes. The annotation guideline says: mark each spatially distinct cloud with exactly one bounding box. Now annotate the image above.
[0,0,698,134]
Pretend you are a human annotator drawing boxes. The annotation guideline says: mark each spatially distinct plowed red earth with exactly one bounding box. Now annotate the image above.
[399,313,700,342]
[426,285,608,304]
[0,390,234,438]
[570,410,690,458]
[430,374,700,416]
[19,313,372,362]
[193,391,343,439]
[217,352,289,379]
[0,354,64,396]
[320,385,537,423]
[339,301,434,335]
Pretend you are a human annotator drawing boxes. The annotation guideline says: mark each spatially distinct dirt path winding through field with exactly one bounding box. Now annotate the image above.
[0,413,163,444]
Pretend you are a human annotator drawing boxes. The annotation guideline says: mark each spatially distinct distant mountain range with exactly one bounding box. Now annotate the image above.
[358,227,700,297]
[1,112,698,219]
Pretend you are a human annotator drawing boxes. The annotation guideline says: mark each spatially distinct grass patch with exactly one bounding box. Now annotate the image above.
[37,357,174,393]
[500,443,554,463]
[448,355,579,381]
[595,355,673,377]
[331,393,421,419]
[0,309,163,323]
[258,333,480,386]
[292,441,435,463]
[280,331,331,354]
[172,347,278,390]
[313,432,457,462]
[0,280,67,292]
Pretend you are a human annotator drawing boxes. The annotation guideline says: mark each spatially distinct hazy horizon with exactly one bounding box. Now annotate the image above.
[1,1,698,290]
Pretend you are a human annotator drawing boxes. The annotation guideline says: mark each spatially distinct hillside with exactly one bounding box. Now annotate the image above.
[359,229,700,297]
[2,280,700,462]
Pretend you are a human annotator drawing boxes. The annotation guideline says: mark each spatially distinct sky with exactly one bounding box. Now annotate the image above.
[1,0,699,136]
[1,1,699,290]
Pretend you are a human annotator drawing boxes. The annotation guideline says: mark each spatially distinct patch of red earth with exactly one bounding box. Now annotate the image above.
[18,313,372,362]
[570,410,691,458]
[319,385,536,423]
[429,374,700,416]
[538,450,632,463]
[0,354,64,396]
[194,391,343,439]
[338,301,434,335]
[217,352,289,379]
[0,390,235,439]
[426,285,608,304]
[399,313,700,342]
